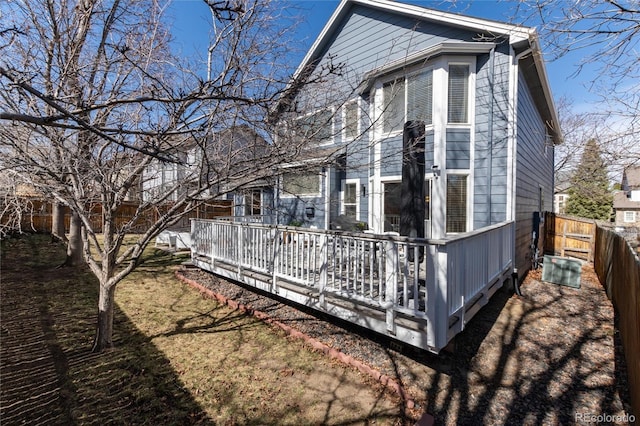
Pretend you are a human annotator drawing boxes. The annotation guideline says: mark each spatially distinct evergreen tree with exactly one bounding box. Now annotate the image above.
[565,139,613,220]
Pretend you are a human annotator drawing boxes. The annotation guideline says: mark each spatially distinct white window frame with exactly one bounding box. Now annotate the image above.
[343,99,360,141]
[341,179,360,220]
[445,59,476,128]
[280,168,322,198]
[244,189,262,216]
[445,172,472,234]
[623,211,636,223]
[377,66,435,136]
[293,107,335,146]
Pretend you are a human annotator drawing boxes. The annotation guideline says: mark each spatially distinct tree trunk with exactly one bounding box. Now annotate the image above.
[92,284,116,353]
[51,202,68,243]
[61,211,83,267]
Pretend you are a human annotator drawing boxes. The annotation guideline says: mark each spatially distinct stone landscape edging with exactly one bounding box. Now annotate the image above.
[174,269,417,410]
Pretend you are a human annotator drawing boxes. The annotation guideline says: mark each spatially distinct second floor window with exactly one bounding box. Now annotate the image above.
[448,64,470,124]
[382,69,433,133]
[344,101,359,140]
[296,109,333,143]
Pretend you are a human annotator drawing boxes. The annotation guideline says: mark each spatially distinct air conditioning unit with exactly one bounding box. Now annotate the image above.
[542,255,582,289]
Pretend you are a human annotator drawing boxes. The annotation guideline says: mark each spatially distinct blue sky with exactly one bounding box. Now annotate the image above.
[168,0,599,113]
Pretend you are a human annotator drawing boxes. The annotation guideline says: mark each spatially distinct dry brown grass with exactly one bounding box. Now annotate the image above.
[1,235,406,425]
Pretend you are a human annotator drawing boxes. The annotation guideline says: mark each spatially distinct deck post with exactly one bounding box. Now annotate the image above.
[435,246,449,350]
[272,228,280,293]
[237,224,244,279]
[318,233,328,308]
[384,239,398,335]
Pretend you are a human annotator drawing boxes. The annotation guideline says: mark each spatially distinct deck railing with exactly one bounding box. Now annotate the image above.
[190,219,514,352]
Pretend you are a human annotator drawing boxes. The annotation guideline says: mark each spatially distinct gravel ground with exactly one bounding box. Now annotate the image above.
[178,264,633,425]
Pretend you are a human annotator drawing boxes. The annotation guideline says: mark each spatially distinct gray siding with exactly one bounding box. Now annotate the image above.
[297,4,480,105]
[515,70,555,275]
[446,129,470,169]
[473,44,511,228]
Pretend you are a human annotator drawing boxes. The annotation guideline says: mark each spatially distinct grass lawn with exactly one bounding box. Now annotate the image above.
[0,235,405,425]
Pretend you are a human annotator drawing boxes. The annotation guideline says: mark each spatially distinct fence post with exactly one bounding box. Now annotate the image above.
[384,239,398,335]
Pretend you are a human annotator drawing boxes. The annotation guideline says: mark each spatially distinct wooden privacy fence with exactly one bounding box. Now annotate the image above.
[2,198,232,234]
[544,212,596,261]
[545,213,638,416]
[594,226,640,418]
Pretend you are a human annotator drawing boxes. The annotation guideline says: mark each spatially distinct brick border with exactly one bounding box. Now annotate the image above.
[174,269,422,411]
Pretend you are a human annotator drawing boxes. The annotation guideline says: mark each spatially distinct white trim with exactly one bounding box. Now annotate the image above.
[432,60,447,239]
[279,171,322,198]
[376,66,436,137]
[356,0,533,43]
[445,59,475,126]
[293,107,336,147]
[361,42,494,92]
[341,179,361,220]
[506,45,520,222]
[445,172,472,234]
[325,168,331,229]
[278,0,558,143]
[342,98,360,141]
[379,176,402,233]
[285,0,533,102]
[623,211,636,223]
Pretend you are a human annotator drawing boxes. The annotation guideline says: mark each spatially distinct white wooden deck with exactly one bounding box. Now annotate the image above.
[190,219,515,353]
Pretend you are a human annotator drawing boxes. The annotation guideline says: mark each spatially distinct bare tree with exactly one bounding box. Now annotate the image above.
[0,0,342,352]
[513,0,640,177]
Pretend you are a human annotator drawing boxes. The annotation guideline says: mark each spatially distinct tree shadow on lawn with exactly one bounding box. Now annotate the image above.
[2,235,404,425]
[1,235,213,425]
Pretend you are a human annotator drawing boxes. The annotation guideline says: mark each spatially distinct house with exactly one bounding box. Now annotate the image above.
[613,166,640,228]
[554,170,571,214]
[142,126,275,221]
[272,0,560,276]
[189,0,560,352]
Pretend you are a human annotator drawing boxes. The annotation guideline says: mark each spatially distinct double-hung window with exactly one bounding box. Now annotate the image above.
[448,64,470,124]
[624,211,636,223]
[244,190,261,216]
[382,69,433,133]
[344,100,359,140]
[446,174,467,233]
[343,182,358,219]
[295,109,333,144]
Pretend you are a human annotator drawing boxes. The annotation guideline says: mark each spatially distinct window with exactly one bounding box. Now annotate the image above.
[295,109,333,143]
[383,79,404,133]
[343,182,357,219]
[282,172,320,197]
[382,70,433,133]
[446,175,467,233]
[383,182,402,232]
[344,101,359,140]
[624,211,636,223]
[244,190,261,216]
[448,64,469,124]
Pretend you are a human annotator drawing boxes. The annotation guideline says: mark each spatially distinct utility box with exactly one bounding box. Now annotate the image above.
[542,255,582,288]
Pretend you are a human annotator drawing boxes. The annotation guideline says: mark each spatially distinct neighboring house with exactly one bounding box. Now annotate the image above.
[272,0,560,276]
[554,170,571,214]
[613,166,640,227]
[142,126,275,221]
